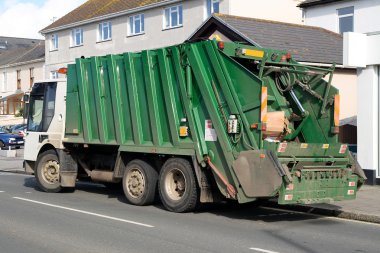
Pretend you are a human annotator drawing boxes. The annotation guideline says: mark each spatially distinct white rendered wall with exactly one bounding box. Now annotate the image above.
[357,66,379,176]
[44,0,304,77]
[344,32,380,179]
[304,0,380,34]
[44,0,219,76]
[230,0,303,24]
[332,69,357,119]
[0,61,44,93]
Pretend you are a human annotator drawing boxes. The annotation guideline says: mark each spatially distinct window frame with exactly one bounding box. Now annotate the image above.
[50,71,58,79]
[98,21,112,42]
[50,33,58,51]
[206,0,220,18]
[337,6,354,34]
[27,82,57,132]
[129,13,145,36]
[29,67,34,87]
[71,28,83,47]
[16,70,21,90]
[1,72,6,92]
[163,5,183,30]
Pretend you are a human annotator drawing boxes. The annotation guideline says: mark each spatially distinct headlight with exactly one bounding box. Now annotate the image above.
[9,138,15,141]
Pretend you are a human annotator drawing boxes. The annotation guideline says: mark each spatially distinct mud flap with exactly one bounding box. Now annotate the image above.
[58,149,77,187]
[348,152,367,188]
[232,150,290,197]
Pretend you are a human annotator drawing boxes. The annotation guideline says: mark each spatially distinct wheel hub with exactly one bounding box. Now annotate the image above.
[165,169,186,201]
[126,169,145,198]
[42,160,60,184]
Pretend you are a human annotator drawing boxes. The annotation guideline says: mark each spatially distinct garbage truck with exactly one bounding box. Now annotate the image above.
[24,40,366,212]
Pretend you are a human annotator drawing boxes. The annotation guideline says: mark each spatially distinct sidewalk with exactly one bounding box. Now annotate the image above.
[0,152,379,223]
[0,149,24,173]
[265,185,380,224]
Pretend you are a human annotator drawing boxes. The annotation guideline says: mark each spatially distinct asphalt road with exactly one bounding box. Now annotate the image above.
[0,172,379,253]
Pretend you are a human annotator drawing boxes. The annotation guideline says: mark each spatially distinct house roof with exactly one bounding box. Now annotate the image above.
[298,0,348,8]
[41,0,173,33]
[0,37,44,67]
[190,14,343,65]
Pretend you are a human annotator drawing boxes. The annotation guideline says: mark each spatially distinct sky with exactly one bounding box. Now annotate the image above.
[0,0,87,39]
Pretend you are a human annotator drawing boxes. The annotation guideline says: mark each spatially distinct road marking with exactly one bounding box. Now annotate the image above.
[13,197,154,228]
[0,191,4,193]
[250,247,279,253]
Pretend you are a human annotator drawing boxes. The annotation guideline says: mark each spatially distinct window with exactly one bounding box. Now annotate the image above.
[1,72,6,92]
[29,68,34,87]
[129,14,145,35]
[164,5,183,29]
[99,22,112,41]
[51,33,58,50]
[71,28,83,46]
[50,71,58,79]
[338,6,354,34]
[27,82,57,132]
[206,0,220,17]
[17,70,21,90]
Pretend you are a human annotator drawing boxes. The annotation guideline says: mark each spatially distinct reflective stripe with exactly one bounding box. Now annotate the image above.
[261,86,268,123]
[334,94,340,127]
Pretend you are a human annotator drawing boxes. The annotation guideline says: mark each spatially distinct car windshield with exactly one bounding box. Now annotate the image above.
[0,126,9,133]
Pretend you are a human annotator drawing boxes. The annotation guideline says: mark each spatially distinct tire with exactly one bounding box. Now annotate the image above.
[0,141,5,150]
[122,160,158,206]
[35,150,62,193]
[158,158,198,213]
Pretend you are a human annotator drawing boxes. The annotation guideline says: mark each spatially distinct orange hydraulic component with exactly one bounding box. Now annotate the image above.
[206,157,237,199]
[261,86,268,123]
[334,94,340,127]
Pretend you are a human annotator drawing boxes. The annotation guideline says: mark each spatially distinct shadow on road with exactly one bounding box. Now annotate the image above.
[23,176,338,225]
[196,202,323,223]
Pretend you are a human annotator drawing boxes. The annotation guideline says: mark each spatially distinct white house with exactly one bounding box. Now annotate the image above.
[40,0,303,79]
[0,37,45,116]
[299,0,380,184]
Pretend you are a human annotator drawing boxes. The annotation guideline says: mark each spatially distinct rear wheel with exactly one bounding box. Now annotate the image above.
[158,158,198,213]
[35,150,62,193]
[0,141,5,150]
[122,160,158,206]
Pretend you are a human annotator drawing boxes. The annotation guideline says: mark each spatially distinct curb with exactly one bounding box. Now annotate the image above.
[263,201,380,224]
[0,169,27,175]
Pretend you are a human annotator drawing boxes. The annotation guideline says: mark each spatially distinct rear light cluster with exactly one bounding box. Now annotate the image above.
[217,41,225,50]
[339,144,348,154]
[277,142,287,153]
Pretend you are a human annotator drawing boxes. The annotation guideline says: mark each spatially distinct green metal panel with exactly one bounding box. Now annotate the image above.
[64,40,365,204]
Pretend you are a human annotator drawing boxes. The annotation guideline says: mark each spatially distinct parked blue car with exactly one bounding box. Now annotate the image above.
[0,129,24,149]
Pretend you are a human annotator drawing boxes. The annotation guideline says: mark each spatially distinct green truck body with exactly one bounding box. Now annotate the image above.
[28,40,366,212]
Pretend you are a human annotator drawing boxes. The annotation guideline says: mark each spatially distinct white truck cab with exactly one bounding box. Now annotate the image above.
[24,79,67,179]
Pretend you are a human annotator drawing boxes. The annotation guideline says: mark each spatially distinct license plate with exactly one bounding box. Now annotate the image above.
[17,141,24,144]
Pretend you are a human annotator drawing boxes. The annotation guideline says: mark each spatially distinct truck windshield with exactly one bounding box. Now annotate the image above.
[27,82,57,132]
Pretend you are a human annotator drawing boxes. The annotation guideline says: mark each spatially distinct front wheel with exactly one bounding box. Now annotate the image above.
[158,158,198,213]
[35,150,62,193]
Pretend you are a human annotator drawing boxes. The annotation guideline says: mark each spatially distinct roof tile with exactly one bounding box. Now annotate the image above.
[214,14,343,64]
[0,37,44,66]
